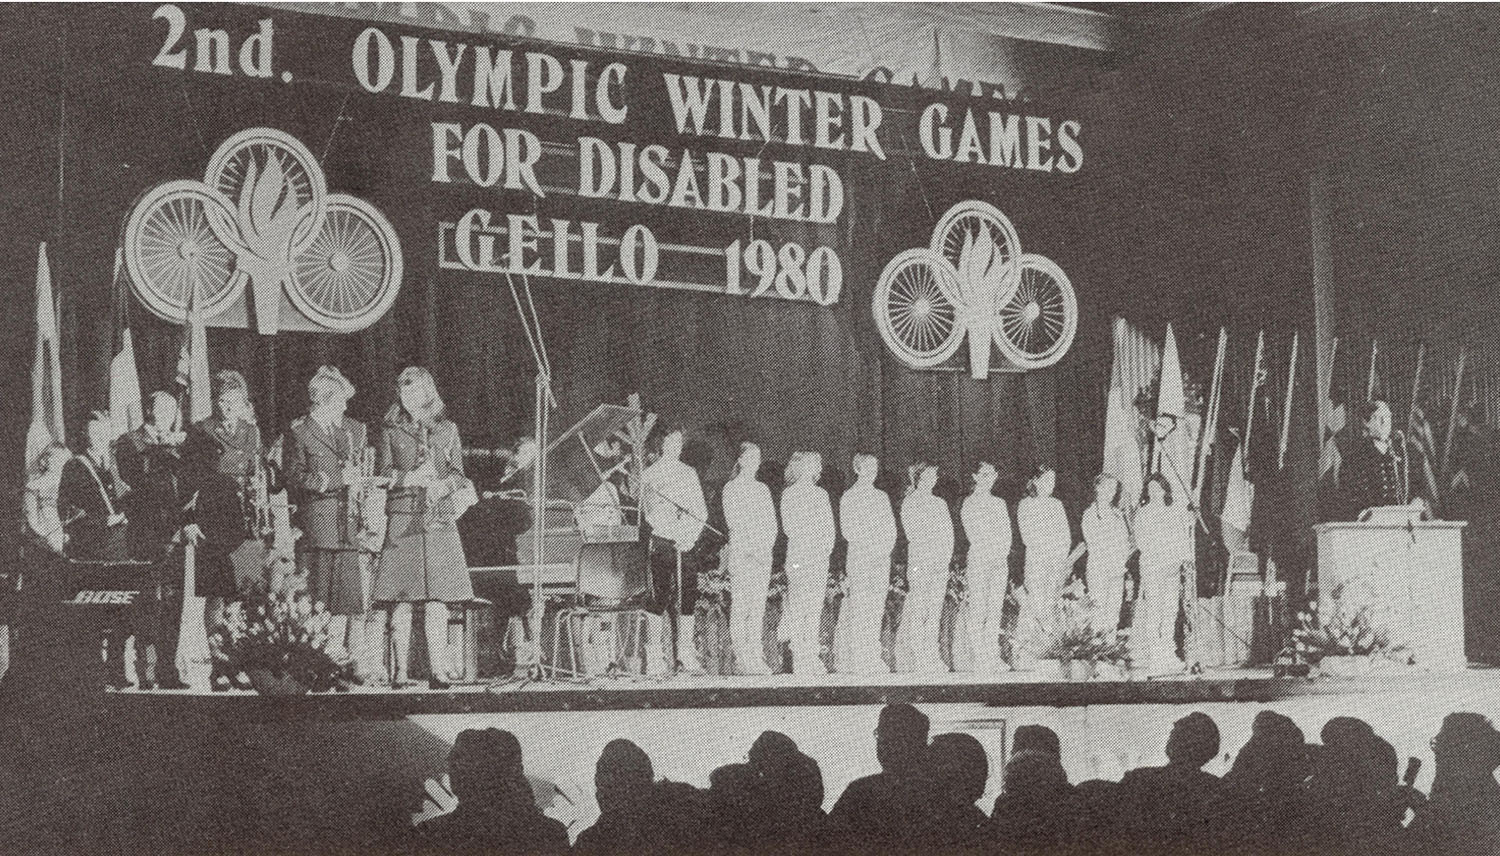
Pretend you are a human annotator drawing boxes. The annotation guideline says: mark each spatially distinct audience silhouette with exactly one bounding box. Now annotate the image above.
[393,707,1500,855]
[826,703,930,852]
[405,728,569,856]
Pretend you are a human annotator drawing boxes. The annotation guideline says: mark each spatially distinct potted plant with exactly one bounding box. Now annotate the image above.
[1039,598,1119,680]
[212,582,353,695]
[1290,583,1405,678]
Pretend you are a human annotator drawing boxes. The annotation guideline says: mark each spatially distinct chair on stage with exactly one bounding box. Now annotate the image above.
[549,485,652,679]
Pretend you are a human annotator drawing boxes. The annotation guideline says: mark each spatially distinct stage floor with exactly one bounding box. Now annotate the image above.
[100,663,1479,716]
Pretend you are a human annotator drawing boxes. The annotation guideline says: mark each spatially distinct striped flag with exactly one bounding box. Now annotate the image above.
[108,248,143,442]
[1103,317,1143,504]
[175,275,211,427]
[25,242,65,478]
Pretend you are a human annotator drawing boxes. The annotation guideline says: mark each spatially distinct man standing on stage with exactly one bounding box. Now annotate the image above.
[642,428,707,674]
[115,392,191,689]
[285,367,371,678]
[59,411,133,688]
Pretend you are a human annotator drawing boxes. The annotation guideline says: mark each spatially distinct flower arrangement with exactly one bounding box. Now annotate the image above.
[1290,582,1405,663]
[211,582,352,693]
[1039,598,1130,665]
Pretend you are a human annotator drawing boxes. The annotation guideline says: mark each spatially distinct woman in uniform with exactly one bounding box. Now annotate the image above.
[369,367,474,689]
[183,370,263,691]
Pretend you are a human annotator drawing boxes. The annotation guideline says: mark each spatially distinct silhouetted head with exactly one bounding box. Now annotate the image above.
[876,704,930,774]
[785,752,825,815]
[1434,713,1500,777]
[748,731,800,775]
[1003,749,1071,799]
[1321,716,1375,749]
[596,739,654,814]
[1165,713,1220,769]
[449,728,526,808]
[1013,725,1062,758]
[929,733,989,806]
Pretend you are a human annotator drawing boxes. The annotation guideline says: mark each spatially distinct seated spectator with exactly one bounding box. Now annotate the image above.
[990,746,1076,855]
[827,703,931,852]
[1012,724,1062,758]
[1305,717,1417,856]
[1118,712,1228,855]
[909,733,989,852]
[1421,712,1500,856]
[573,739,655,855]
[1222,710,1313,853]
[405,728,568,856]
[707,760,758,851]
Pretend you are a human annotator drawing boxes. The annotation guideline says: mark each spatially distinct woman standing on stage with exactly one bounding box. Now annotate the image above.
[1133,474,1191,676]
[900,462,954,674]
[183,370,264,691]
[779,451,834,676]
[1016,466,1073,650]
[837,453,896,675]
[723,442,778,675]
[960,462,1012,674]
[1080,474,1132,633]
[370,367,474,689]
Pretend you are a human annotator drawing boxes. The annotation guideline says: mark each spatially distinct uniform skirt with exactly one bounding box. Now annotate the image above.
[305,548,365,616]
[371,508,473,604]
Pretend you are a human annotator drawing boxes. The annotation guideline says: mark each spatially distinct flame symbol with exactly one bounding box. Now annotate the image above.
[223,150,313,334]
[954,224,1010,377]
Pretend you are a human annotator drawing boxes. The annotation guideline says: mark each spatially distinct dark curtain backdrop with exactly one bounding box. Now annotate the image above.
[2,3,1130,529]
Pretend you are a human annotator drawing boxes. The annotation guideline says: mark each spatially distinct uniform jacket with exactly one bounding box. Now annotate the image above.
[286,414,367,550]
[59,453,131,561]
[115,424,189,559]
[184,416,263,552]
[377,416,467,527]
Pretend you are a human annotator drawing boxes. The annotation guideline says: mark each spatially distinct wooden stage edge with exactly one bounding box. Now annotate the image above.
[99,667,1485,720]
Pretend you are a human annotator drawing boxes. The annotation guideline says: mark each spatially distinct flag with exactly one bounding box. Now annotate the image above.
[1407,405,1441,506]
[1154,322,1193,500]
[26,242,65,478]
[1103,317,1144,504]
[175,276,211,427]
[1220,437,1253,553]
[108,248,143,442]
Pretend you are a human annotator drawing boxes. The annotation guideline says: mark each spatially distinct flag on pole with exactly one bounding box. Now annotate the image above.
[175,274,211,426]
[1319,337,1345,488]
[1103,317,1144,504]
[108,248,143,442]
[1220,439,1253,553]
[1155,322,1193,500]
[26,242,65,478]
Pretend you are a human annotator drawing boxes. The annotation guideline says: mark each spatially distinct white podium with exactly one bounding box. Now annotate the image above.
[1313,519,1467,672]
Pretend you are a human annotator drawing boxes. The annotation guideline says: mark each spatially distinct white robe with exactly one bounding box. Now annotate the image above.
[837,483,896,672]
[1018,495,1073,645]
[642,456,706,550]
[723,473,778,671]
[961,491,1012,671]
[900,490,954,672]
[1081,504,1132,630]
[779,483,835,672]
[1133,502,1192,674]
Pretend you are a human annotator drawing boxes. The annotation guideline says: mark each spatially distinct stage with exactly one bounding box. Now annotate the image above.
[97,665,1449,716]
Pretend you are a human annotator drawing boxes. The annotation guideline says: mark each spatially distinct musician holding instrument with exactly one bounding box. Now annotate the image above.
[286,366,380,681]
[59,411,134,688]
[370,367,475,690]
[115,392,191,690]
[182,370,263,691]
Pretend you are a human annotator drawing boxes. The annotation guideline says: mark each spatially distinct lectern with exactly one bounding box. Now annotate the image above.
[1313,515,1467,671]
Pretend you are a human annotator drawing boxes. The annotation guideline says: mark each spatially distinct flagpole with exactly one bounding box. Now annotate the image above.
[1440,348,1468,484]
[1278,330,1299,471]
[1367,338,1379,401]
[1193,328,1227,511]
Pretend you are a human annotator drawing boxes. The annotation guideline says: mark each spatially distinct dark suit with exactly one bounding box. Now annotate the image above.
[286,415,368,614]
[115,425,190,686]
[1341,437,1406,520]
[184,416,263,598]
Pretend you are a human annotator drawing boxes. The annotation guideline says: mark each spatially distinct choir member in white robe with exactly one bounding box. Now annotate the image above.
[900,463,955,674]
[960,462,1012,674]
[1017,467,1073,650]
[1081,474,1133,632]
[722,442,778,675]
[1133,474,1191,675]
[835,454,896,674]
[778,452,835,675]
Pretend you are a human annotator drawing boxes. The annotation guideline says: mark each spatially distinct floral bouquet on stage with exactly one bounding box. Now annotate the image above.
[211,582,353,694]
[1290,581,1408,673]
